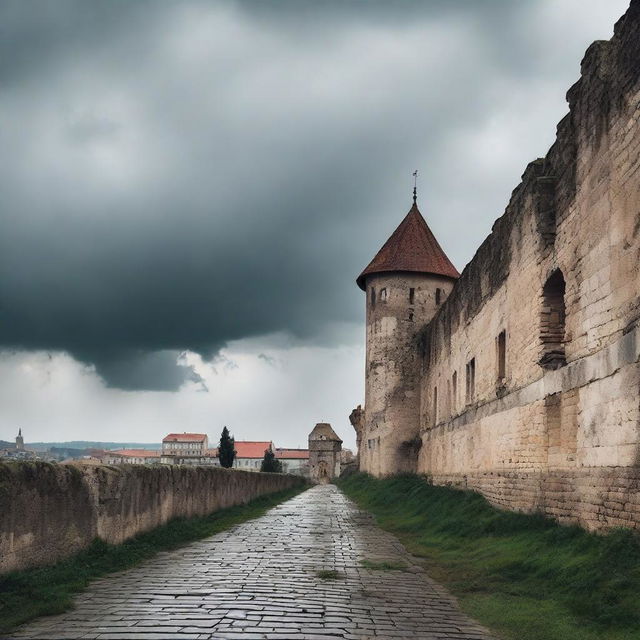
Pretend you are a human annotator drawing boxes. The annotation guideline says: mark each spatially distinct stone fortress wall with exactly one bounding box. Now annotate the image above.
[416,2,640,531]
[0,461,305,574]
[355,1,640,532]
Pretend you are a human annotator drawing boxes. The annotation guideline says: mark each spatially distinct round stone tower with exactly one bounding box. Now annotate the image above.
[356,192,459,476]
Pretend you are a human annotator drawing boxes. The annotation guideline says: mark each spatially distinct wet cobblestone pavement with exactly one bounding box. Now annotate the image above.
[10,485,494,640]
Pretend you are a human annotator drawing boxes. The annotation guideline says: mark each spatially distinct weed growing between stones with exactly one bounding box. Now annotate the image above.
[338,473,640,640]
[317,569,341,580]
[0,484,308,634]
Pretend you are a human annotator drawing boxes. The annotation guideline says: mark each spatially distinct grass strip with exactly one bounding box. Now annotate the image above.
[0,483,308,634]
[337,473,640,640]
[360,559,408,571]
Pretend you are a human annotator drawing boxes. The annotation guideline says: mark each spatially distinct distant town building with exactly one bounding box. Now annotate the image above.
[275,448,310,476]
[0,428,41,461]
[308,423,342,483]
[0,429,42,460]
[160,433,217,465]
[103,449,161,465]
[233,441,274,471]
[162,432,208,455]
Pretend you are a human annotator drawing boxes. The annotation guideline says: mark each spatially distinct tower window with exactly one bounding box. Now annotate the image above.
[380,287,387,302]
[409,288,415,304]
[540,270,566,369]
[452,371,457,410]
[433,386,438,424]
[370,287,376,308]
[465,358,475,404]
[435,288,442,305]
[408,311,414,322]
[497,330,506,381]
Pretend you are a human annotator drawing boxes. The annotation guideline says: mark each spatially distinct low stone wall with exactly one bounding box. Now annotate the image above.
[430,467,640,532]
[0,462,305,574]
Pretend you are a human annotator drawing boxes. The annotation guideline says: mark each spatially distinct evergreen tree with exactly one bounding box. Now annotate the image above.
[218,426,236,468]
[260,448,283,473]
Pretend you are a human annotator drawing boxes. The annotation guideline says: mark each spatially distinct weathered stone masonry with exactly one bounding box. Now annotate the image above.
[356,1,640,531]
[0,462,305,574]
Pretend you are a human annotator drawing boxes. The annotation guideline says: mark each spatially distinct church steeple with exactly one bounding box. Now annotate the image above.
[16,427,24,451]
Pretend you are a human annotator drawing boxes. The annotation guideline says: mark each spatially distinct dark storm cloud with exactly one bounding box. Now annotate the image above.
[0,0,629,389]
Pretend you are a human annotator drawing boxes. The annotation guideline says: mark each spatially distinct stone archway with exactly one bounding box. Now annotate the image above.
[317,460,329,484]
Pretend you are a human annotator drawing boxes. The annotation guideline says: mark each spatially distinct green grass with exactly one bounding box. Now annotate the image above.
[0,484,308,634]
[337,473,640,640]
[360,558,408,571]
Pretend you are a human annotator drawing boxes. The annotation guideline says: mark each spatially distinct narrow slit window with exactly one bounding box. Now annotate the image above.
[433,386,438,424]
[380,287,387,302]
[497,330,506,381]
[435,288,442,305]
[370,287,376,308]
[409,288,415,304]
[465,358,476,403]
[452,371,457,410]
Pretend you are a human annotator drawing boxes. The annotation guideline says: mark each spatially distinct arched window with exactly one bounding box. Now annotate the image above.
[540,270,566,369]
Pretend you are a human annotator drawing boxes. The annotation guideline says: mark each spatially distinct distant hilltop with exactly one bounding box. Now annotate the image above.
[26,441,161,451]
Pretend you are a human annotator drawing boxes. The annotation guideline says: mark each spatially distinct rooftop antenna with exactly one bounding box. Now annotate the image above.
[412,169,418,205]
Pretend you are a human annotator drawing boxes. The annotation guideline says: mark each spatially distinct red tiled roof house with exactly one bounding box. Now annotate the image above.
[233,441,274,471]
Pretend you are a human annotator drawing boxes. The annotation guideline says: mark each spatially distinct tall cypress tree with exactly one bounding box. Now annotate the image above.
[218,426,236,468]
[260,448,283,473]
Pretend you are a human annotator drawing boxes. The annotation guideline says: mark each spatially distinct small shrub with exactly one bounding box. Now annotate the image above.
[317,569,341,580]
[260,449,283,473]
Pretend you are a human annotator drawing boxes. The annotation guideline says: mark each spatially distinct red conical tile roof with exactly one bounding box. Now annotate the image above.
[356,203,459,290]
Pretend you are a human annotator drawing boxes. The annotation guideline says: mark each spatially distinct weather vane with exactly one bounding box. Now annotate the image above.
[412,169,418,205]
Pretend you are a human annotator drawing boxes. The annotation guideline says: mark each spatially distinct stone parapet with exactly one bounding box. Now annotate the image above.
[0,462,305,574]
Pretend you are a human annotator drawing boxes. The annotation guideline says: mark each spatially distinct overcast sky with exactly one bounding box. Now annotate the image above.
[0,0,630,449]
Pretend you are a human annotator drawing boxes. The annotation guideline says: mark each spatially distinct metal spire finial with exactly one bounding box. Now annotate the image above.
[412,170,418,205]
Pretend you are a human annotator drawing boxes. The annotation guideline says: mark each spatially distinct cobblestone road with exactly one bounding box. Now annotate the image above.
[10,485,494,640]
